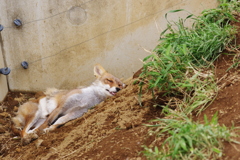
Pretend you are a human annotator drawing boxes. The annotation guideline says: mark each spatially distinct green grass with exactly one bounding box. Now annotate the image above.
[143,111,236,160]
[140,44,191,92]
[140,0,240,159]
[156,13,235,65]
[139,8,236,95]
[139,0,237,111]
[140,45,217,114]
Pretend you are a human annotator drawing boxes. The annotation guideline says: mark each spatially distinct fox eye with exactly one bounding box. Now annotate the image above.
[106,79,113,83]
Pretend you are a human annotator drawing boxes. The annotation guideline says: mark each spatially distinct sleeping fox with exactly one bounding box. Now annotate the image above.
[12,64,125,144]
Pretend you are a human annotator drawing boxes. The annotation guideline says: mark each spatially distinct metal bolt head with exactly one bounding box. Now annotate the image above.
[14,19,22,27]
[0,24,4,31]
[0,67,11,75]
[21,61,29,69]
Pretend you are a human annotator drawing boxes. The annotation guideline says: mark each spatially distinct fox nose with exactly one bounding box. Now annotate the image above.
[116,87,121,92]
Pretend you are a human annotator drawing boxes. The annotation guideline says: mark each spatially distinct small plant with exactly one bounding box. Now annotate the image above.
[143,111,236,160]
[156,12,235,66]
[140,44,191,92]
[199,0,240,26]
[225,47,240,71]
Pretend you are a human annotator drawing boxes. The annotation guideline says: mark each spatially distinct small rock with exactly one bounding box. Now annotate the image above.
[15,148,22,153]
[13,106,18,112]
[35,139,44,148]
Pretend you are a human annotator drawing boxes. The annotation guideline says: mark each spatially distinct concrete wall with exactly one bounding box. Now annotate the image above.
[0,0,218,92]
[0,36,8,101]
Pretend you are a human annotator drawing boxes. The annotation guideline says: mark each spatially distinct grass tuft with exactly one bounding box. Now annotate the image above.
[143,111,236,160]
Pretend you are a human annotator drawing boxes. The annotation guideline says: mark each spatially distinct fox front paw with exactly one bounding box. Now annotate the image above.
[43,125,56,133]
[21,132,38,145]
[43,128,50,134]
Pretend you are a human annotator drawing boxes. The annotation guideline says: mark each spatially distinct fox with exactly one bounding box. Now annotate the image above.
[12,64,125,145]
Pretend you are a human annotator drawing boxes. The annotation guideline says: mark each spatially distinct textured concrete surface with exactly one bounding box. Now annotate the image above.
[0,36,8,101]
[0,0,218,92]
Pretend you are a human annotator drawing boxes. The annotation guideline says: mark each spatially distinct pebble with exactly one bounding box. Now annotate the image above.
[13,106,18,112]
[35,139,44,148]
[15,148,22,153]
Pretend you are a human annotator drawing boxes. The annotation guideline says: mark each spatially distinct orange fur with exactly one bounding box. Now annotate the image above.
[12,64,125,145]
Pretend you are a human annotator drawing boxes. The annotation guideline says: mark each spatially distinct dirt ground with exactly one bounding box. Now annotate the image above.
[1,21,240,160]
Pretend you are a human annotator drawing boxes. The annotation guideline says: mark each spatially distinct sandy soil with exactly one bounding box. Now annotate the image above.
[0,19,240,160]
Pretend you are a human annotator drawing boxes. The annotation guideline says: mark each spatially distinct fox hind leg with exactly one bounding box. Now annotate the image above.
[44,107,88,132]
[20,113,40,145]
[37,107,63,133]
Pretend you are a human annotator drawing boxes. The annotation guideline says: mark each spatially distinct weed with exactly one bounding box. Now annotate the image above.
[140,44,191,92]
[143,111,236,160]
[225,46,240,71]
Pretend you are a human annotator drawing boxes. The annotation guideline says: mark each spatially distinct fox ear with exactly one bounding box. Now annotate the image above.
[94,64,106,77]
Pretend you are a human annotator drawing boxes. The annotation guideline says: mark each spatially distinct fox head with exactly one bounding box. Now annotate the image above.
[93,64,125,96]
